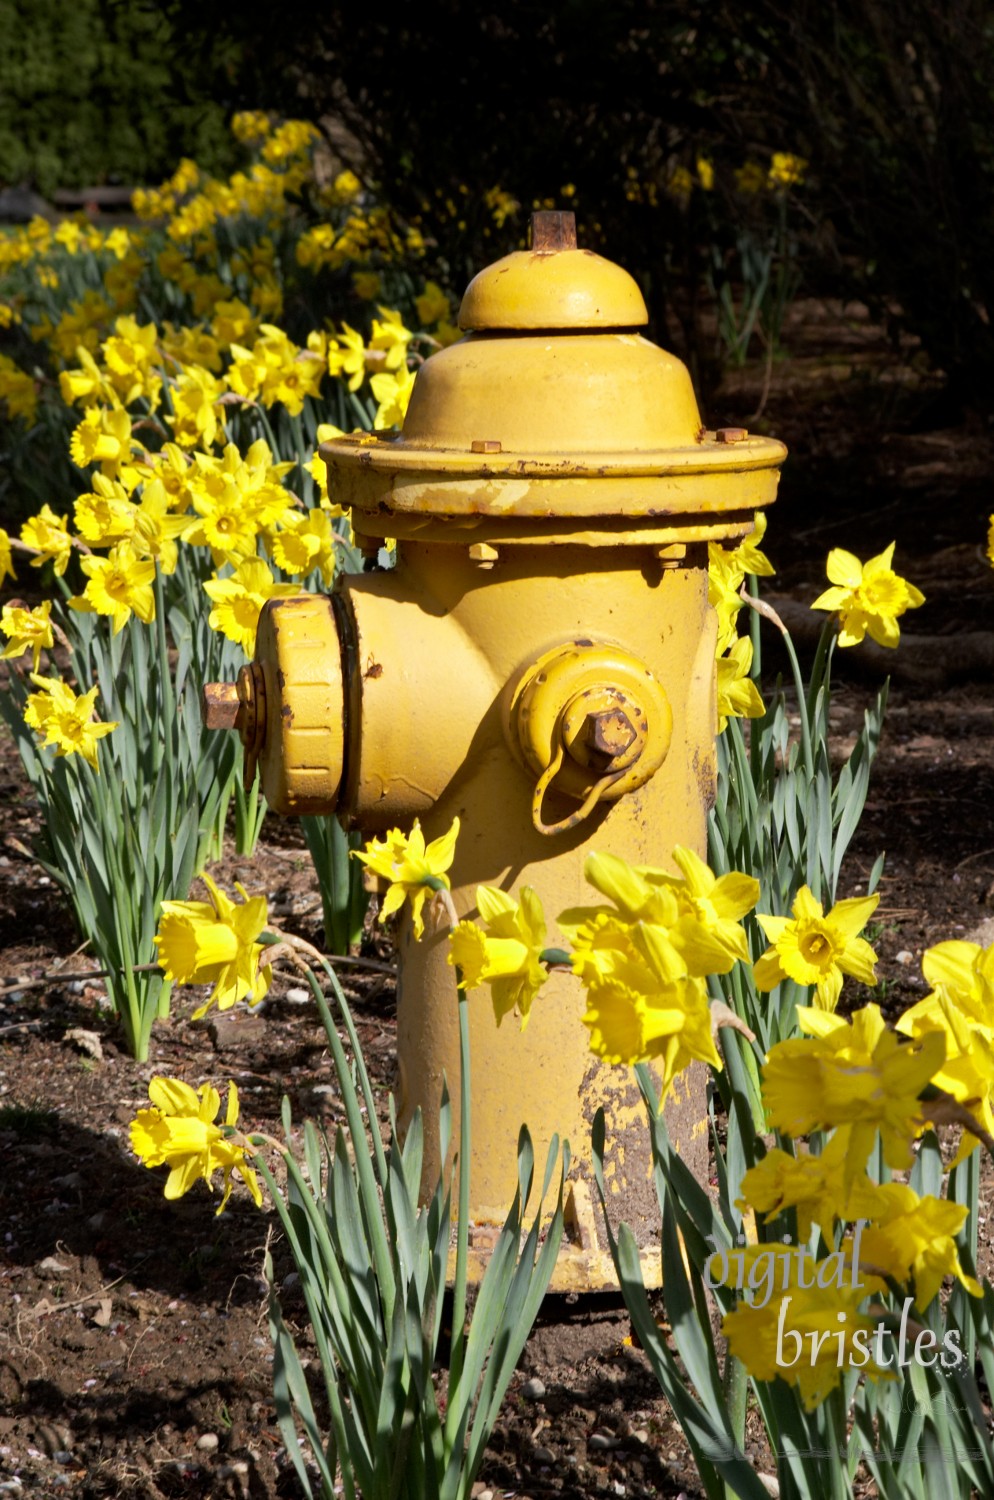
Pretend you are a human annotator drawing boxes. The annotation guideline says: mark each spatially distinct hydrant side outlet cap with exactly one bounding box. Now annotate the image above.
[458,248,649,331]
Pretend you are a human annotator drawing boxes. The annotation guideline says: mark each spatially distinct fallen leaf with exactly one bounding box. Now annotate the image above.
[91,1297,113,1327]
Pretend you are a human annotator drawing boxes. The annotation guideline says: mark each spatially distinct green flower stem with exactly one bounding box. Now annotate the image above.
[447,978,472,1423]
[151,564,175,791]
[723,1348,748,1452]
[806,618,837,726]
[233,770,266,856]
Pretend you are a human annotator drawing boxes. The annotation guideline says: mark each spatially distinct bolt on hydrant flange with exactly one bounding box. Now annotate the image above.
[203,210,786,1291]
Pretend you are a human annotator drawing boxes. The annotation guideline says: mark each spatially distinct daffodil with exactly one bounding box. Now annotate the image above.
[0,527,14,584]
[448,885,548,1028]
[914,937,994,1029]
[753,885,880,1010]
[707,544,747,654]
[811,542,924,648]
[717,635,766,732]
[767,152,807,190]
[567,847,757,978]
[130,1076,263,1213]
[761,1004,946,1179]
[166,365,226,448]
[353,817,460,939]
[415,281,452,326]
[653,845,759,973]
[69,543,156,634]
[328,323,367,391]
[369,306,414,370]
[581,967,720,1087]
[565,907,721,1083]
[23,675,118,771]
[74,474,139,546]
[723,1279,888,1410]
[203,557,299,655]
[305,423,347,511]
[69,405,136,478]
[371,366,417,431]
[897,988,994,1164]
[268,509,337,586]
[846,1177,982,1310]
[154,874,272,1019]
[1,600,54,671]
[737,1127,853,1245]
[20,505,73,576]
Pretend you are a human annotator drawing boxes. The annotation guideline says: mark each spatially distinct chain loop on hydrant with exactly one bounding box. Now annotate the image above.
[530,737,626,837]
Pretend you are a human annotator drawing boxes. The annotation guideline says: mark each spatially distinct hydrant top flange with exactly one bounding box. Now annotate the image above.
[320,212,785,528]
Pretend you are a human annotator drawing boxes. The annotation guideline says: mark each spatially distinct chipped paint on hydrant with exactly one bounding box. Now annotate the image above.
[203,211,786,1291]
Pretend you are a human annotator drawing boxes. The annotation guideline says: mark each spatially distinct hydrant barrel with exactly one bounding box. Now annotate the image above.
[205,211,786,1291]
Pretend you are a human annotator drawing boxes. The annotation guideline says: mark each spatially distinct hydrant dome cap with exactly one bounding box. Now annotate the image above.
[458,248,649,331]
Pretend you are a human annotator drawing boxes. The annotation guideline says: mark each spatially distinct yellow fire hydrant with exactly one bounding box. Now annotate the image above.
[205,211,785,1290]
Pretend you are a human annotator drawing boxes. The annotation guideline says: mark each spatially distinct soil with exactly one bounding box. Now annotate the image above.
[3,298,994,1499]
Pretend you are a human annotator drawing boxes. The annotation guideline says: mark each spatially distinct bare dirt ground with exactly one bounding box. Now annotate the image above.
[2,299,994,1498]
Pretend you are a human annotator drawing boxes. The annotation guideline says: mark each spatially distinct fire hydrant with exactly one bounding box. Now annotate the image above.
[205,211,785,1291]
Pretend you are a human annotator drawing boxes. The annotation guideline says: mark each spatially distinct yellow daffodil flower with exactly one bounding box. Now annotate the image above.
[353,817,460,940]
[268,509,337,586]
[567,847,758,978]
[166,365,226,448]
[203,558,298,656]
[717,635,766,732]
[59,347,116,408]
[154,874,272,1020]
[708,544,747,654]
[767,152,807,190]
[762,1004,945,1180]
[898,988,994,1165]
[260,346,325,416]
[328,323,367,392]
[0,527,14,584]
[130,1076,263,1214]
[846,1177,982,1310]
[564,904,721,1084]
[0,354,37,424]
[1,600,54,671]
[101,316,161,405]
[811,542,924,648]
[737,1127,853,1245]
[74,474,138,546]
[914,937,994,1029]
[305,423,347,511]
[21,505,73,575]
[69,543,156,635]
[23,675,118,770]
[724,1278,888,1410]
[448,885,548,1028]
[415,281,452,327]
[370,306,414,370]
[70,405,136,479]
[753,885,880,1010]
[371,365,417,430]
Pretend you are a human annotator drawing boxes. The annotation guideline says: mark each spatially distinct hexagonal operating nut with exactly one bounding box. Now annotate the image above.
[583,708,638,764]
[202,682,239,730]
